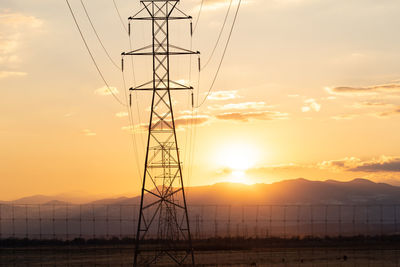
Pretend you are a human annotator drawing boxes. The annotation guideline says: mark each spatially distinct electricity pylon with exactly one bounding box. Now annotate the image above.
[122,0,199,265]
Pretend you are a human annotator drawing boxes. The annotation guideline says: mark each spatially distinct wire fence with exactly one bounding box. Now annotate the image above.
[1,204,400,266]
[0,204,399,240]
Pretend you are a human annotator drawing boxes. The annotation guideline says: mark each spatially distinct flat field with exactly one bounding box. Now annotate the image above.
[1,246,399,266]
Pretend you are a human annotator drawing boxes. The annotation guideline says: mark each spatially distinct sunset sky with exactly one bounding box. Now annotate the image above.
[1,0,400,200]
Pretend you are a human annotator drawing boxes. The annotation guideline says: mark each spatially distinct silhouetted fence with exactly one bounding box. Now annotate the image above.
[0,204,399,240]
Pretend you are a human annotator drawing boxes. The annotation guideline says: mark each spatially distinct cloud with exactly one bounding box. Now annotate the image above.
[208,101,271,111]
[302,98,321,112]
[207,90,241,101]
[115,111,128,118]
[353,101,391,109]
[319,156,400,173]
[376,106,400,117]
[348,156,400,173]
[207,100,287,122]
[319,157,362,171]
[0,11,43,65]
[0,71,26,79]
[174,115,210,128]
[331,114,358,120]
[94,86,119,96]
[121,115,210,133]
[82,129,96,136]
[215,110,288,122]
[0,12,43,28]
[326,84,400,95]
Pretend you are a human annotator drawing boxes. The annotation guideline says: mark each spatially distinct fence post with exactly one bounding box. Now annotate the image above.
[12,204,15,239]
[394,205,398,235]
[92,205,96,239]
[79,205,82,239]
[352,205,356,237]
[119,205,122,240]
[227,205,231,238]
[310,205,314,237]
[380,204,383,236]
[38,205,42,240]
[269,205,272,238]
[106,205,109,239]
[0,204,2,240]
[297,205,300,238]
[214,205,218,238]
[201,205,204,239]
[366,205,369,237]
[255,205,259,239]
[52,204,55,240]
[25,204,28,239]
[66,204,69,240]
[325,205,328,237]
[242,206,245,238]
[283,205,287,239]
[338,205,342,237]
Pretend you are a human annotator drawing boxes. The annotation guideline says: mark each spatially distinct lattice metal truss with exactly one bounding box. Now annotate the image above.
[122,0,199,266]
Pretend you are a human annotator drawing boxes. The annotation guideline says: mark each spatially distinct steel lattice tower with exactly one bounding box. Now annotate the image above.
[122,0,199,265]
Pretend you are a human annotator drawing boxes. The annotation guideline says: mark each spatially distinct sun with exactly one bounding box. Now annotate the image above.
[217,143,259,170]
[215,143,259,184]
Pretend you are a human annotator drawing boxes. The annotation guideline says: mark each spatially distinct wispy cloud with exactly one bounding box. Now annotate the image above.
[352,101,392,109]
[319,157,362,171]
[215,110,288,122]
[208,101,271,111]
[207,90,241,101]
[82,129,96,137]
[174,115,210,128]
[301,98,321,112]
[0,71,26,79]
[121,115,211,133]
[319,156,400,173]
[348,156,400,173]
[326,83,400,95]
[0,11,43,65]
[331,114,359,120]
[94,86,119,96]
[375,106,400,118]
[115,111,128,118]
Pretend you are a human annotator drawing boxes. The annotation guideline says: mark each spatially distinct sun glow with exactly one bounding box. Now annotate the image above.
[216,143,259,184]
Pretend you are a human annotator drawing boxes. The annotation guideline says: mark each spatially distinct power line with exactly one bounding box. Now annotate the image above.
[193,0,204,34]
[80,0,121,70]
[113,0,128,34]
[65,0,127,107]
[201,0,233,71]
[112,0,146,153]
[195,0,242,108]
[111,0,145,182]
[121,70,143,184]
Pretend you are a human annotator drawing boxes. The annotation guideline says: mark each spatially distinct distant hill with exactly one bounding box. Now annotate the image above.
[89,178,400,206]
[2,178,400,239]
[3,178,400,205]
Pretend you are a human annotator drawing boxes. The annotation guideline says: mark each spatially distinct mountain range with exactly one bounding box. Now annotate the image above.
[3,178,400,205]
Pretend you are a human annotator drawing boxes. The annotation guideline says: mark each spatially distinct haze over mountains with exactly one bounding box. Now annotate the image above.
[3,178,400,205]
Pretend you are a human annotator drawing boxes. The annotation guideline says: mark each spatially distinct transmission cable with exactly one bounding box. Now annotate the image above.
[113,0,147,165]
[80,0,121,70]
[113,0,128,34]
[201,0,233,71]
[193,0,204,34]
[66,0,127,107]
[195,0,242,108]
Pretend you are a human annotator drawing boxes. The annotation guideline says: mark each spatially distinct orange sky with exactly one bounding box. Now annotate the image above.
[1,0,400,200]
